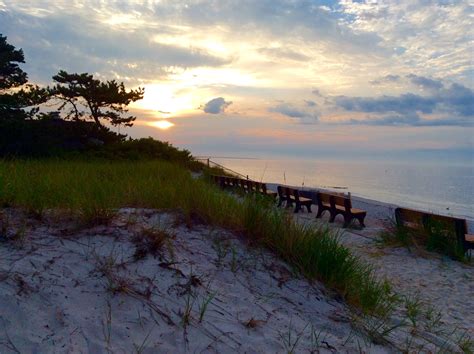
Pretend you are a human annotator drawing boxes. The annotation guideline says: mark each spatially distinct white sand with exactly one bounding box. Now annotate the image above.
[0,208,392,353]
[263,182,473,350]
[0,182,472,353]
[290,193,473,351]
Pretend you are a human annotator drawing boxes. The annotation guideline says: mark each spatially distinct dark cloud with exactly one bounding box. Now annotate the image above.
[437,83,474,117]
[332,82,473,126]
[334,93,436,115]
[349,113,471,127]
[370,73,444,91]
[305,100,316,107]
[269,102,318,124]
[407,74,443,91]
[355,113,422,126]
[369,74,400,85]
[312,89,323,97]
[202,97,232,114]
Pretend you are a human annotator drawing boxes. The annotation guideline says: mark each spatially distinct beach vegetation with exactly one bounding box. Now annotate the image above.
[278,319,308,354]
[0,159,392,315]
[180,290,195,328]
[102,300,113,352]
[309,324,333,352]
[403,295,423,328]
[230,245,239,272]
[132,226,175,261]
[379,218,469,262]
[198,291,216,323]
[133,328,154,354]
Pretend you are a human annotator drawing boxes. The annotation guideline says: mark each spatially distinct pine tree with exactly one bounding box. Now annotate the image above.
[50,70,144,128]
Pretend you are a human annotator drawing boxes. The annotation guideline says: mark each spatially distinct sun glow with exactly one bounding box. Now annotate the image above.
[135,84,197,116]
[149,120,174,130]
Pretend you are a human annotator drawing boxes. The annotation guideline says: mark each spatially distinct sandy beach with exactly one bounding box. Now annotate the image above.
[0,184,472,353]
[2,1,472,351]
[1,208,392,353]
[288,186,473,351]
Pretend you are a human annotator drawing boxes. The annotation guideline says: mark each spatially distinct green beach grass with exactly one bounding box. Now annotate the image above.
[379,218,470,262]
[0,159,392,314]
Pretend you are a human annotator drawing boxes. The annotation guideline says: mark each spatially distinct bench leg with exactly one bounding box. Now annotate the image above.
[294,202,301,213]
[343,215,352,228]
[306,204,312,213]
[316,207,323,218]
[358,216,366,228]
[329,212,336,223]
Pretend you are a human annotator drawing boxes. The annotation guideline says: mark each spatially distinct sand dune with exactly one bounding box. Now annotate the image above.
[0,208,390,353]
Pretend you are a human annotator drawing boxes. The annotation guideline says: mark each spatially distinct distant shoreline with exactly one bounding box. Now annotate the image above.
[211,157,474,221]
[265,182,474,230]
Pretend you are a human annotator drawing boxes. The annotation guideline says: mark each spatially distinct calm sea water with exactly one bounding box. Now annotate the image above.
[212,157,474,220]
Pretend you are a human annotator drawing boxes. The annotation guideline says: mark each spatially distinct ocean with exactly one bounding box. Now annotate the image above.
[211,157,474,221]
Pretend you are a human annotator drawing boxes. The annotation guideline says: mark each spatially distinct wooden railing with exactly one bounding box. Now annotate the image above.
[194,157,249,179]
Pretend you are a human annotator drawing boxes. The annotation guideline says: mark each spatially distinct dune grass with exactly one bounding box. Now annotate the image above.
[0,159,392,314]
[379,218,469,262]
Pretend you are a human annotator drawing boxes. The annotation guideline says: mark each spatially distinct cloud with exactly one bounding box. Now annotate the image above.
[332,82,474,126]
[407,74,443,91]
[339,1,472,87]
[258,47,309,62]
[348,113,471,127]
[369,74,400,85]
[334,94,436,115]
[439,83,474,117]
[350,113,422,126]
[202,97,232,114]
[370,74,444,91]
[269,102,318,124]
[0,5,231,85]
[312,89,323,97]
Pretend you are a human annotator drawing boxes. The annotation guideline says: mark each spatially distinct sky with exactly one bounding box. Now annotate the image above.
[1,0,473,162]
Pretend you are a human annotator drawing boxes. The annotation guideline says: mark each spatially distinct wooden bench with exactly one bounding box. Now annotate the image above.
[292,188,312,213]
[250,181,273,197]
[223,176,237,189]
[211,175,277,200]
[221,176,230,188]
[316,192,332,219]
[277,186,312,213]
[331,194,366,227]
[210,175,226,189]
[246,180,256,193]
[239,178,249,192]
[316,192,366,228]
[260,183,277,199]
[395,207,474,253]
[277,186,289,207]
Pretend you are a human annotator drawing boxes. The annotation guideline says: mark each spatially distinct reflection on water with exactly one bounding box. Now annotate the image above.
[149,120,174,130]
[213,157,474,220]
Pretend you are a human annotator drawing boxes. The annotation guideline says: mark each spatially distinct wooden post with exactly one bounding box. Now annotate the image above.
[207,158,210,167]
